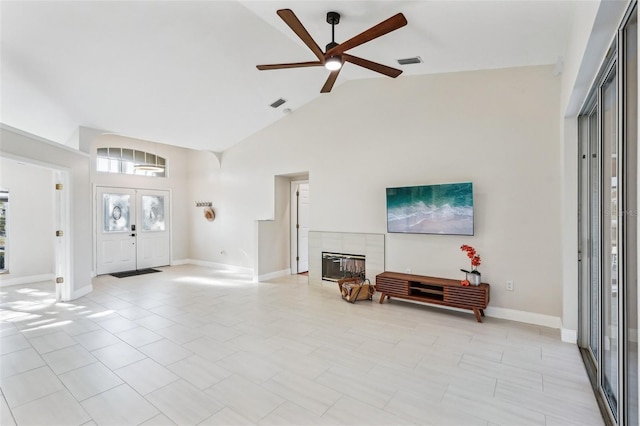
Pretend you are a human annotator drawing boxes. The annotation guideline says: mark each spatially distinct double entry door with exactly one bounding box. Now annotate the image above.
[97,187,170,275]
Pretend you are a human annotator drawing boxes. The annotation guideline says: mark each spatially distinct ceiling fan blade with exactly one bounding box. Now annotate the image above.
[326,13,407,56]
[257,61,323,70]
[277,9,325,62]
[343,54,402,78]
[320,68,342,93]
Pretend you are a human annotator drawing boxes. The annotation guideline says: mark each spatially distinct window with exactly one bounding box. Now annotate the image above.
[96,147,166,177]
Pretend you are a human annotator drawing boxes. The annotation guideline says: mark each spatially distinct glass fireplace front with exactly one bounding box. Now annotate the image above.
[322,252,365,281]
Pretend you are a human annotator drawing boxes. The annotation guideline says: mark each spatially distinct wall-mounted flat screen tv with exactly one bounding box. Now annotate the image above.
[386,182,474,235]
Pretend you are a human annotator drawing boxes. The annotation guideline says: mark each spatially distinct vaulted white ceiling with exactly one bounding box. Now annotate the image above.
[1,1,587,152]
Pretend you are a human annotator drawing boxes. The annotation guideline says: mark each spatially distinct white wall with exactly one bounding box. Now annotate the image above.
[0,59,77,147]
[88,133,192,268]
[186,149,225,265]
[0,158,55,281]
[190,65,564,318]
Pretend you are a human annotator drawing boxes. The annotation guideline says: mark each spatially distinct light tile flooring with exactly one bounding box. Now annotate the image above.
[0,265,603,425]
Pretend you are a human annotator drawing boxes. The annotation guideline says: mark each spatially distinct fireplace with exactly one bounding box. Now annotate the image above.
[322,252,366,281]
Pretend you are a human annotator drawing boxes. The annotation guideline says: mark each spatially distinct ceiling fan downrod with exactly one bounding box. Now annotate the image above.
[325,11,340,53]
[325,11,341,70]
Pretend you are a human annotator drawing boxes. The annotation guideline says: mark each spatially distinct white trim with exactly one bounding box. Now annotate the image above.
[185,259,253,274]
[168,188,173,271]
[484,306,562,329]
[72,284,92,300]
[92,183,97,277]
[0,274,54,287]
[255,268,291,282]
[171,259,190,266]
[55,169,73,302]
[561,327,578,344]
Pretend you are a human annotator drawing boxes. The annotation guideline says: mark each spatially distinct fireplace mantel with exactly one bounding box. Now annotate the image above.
[308,232,384,286]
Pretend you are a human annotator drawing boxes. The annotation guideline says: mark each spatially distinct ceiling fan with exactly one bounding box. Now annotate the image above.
[256,9,407,93]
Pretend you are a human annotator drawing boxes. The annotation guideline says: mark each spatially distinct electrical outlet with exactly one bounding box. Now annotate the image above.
[506,280,514,291]
[405,268,412,274]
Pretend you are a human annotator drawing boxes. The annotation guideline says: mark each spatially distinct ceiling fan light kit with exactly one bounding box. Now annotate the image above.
[325,55,342,71]
[256,9,407,93]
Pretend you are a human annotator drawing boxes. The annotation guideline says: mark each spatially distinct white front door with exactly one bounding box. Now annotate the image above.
[96,187,170,275]
[136,189,170,269]
[97,188,137,275]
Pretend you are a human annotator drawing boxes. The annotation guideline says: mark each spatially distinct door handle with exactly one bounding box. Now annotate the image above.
[130,233,136,237]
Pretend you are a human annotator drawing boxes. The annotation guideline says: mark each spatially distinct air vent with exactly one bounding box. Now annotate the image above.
[397,56,422,65]
[270,98,287,108]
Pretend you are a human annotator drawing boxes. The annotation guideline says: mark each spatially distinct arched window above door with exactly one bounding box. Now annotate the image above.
[96,147,166,177]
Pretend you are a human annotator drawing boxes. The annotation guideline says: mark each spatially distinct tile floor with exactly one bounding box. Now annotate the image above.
[0,265,603,425]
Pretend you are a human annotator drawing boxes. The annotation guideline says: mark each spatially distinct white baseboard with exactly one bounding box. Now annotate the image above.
[255,269,291,282]
[171,259,190,266]
[0,274,54,288]
[482,306,562,329]
[561,327,578,344]
[379,299,563,332]
[184,259,253,274]
[71,284,92,300]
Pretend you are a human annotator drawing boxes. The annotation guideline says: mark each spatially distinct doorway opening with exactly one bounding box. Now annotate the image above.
[0,156,72,301]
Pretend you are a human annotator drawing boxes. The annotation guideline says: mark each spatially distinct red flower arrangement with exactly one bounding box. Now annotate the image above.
[460,244,481,273]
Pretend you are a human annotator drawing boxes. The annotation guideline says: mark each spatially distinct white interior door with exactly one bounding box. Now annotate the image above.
[136,189,170,269]
[96,187,136,275]
[298,183,310,272]
[291,181,310,274]
[96,187,170,274]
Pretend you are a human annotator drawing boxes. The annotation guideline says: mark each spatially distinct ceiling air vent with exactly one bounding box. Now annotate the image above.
[397,56,422,65]
[270,98,287,108]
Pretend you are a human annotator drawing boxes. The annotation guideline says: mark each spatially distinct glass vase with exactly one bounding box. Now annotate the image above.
[466,270,481,286]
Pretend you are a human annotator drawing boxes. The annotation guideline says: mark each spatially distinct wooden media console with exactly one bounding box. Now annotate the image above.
[375,271,490,322]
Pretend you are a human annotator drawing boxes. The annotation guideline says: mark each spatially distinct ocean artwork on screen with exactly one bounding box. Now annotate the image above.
[386,182,474,235]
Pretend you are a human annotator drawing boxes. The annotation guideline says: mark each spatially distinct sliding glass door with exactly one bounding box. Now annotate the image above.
[590,107,601,364]
[622,9,638,426]
[602,65,619,417]
[578,4,637,425]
